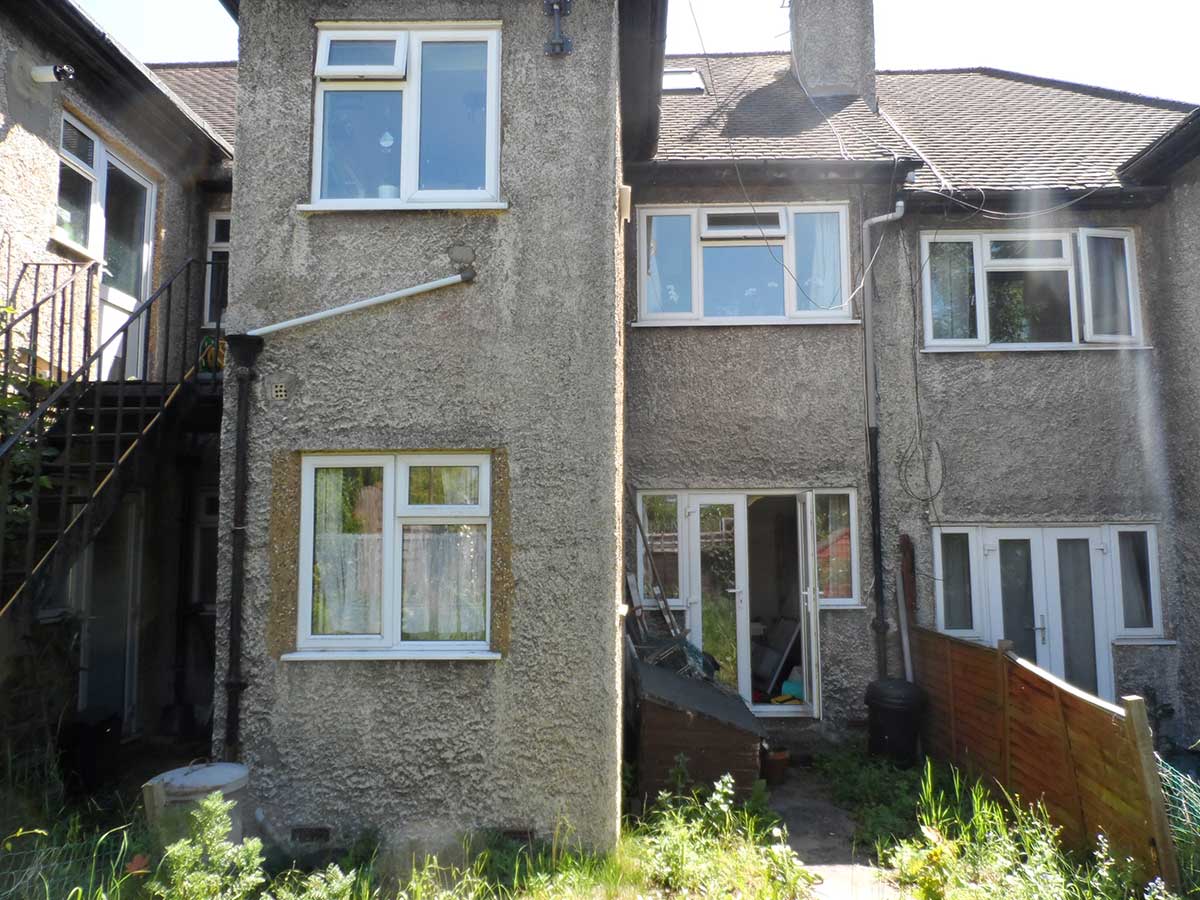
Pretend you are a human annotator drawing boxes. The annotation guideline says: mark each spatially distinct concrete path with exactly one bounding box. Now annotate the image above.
[770,767,900,900]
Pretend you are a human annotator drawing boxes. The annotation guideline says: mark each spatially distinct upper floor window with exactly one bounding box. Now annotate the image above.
[204,213,231,327]
[296,452,494,658]
[921,229,1142,350]
[309,24,501,210]
[637,204,851,326]
[56,114,101,253]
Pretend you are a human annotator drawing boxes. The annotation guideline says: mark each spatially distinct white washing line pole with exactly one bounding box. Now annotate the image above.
[246,269,474,338]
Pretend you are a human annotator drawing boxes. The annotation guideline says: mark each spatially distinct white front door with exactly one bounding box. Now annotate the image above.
[983,526,1113,697]
[98,157,153,380]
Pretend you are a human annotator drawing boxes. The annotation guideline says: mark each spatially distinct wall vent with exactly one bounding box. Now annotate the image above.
[270,382,288,401]
[291,826,331,844]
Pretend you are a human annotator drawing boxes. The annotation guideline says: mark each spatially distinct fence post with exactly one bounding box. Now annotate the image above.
[1122,695,1181,891]
[997,640,1013,785]
[944,638,957,764]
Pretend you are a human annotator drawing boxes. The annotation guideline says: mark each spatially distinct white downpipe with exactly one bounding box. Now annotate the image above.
[246,270,473,338]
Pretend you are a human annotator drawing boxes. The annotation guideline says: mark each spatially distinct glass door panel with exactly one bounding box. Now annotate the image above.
[1042,528,1111,698]
[687,495,747,697]
[984,529,1050,669]
[100,160,151,379]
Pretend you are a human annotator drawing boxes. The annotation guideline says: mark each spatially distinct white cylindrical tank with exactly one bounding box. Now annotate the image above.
[143,762,250,847]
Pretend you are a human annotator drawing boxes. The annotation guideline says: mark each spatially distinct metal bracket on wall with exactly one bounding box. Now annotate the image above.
[544,0,573,56]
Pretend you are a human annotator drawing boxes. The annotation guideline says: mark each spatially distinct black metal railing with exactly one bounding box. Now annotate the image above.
[0,258,227,617]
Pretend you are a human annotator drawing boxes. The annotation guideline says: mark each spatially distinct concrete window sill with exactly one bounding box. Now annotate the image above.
[50,232,104,264]
[282,649,502,662]
[296,201,509,215]
[921,345,1154,354]
[632,318,862,328]
[1111,637,1175,647]
[819,602,867,611]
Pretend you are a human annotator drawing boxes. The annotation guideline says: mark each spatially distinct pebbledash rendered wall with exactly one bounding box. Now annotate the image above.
[1155,156,1200,744]
[622,180,903,740]
[870,200,1194,743]
[214,0,625,857]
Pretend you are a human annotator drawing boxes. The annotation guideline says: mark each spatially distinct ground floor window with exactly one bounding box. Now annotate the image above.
[297,452,492,655]
[932,524,1162,700]
[636,489,858,718]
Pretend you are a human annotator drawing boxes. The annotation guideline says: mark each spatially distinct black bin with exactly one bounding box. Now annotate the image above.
[865,678,925,767]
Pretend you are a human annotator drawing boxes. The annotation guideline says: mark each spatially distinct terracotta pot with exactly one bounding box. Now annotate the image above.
[763,748,790,784]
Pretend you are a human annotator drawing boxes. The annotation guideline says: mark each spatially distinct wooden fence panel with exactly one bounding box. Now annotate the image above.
[910,625,1179,889]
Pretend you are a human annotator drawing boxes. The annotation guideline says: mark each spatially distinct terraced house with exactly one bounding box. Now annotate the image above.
[1,0,1198,863]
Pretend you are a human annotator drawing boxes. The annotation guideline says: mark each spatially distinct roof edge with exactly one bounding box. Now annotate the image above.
[1119,108,1200,184]
[877,66,1197,112]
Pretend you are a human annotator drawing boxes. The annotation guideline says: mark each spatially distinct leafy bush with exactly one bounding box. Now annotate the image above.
[147,794,266,900]
[887,764,1182,900]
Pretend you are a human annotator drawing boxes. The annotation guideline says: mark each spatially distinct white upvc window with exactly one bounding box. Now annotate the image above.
[204,213,231,327]
[636,203,853,325]
[931,526,985,640]
[812,488,860,607]
[308,23,502,211]
[1107,524,1162,637]
[295,452,494,658]
[55,113,103,257]
[921,229,1143,350]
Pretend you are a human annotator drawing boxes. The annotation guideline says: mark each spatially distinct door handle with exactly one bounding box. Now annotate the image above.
[1024,614,1047,645]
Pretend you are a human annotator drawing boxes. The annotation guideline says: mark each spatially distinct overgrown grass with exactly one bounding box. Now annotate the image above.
[813,742,951,853]
[887,765,1182,900]
[25,776,817,900]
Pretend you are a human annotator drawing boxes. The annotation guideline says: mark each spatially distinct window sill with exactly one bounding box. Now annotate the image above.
[750,703,815,718]
[282,648,501,662]
[922,344,1153,354]
[819,601,866,611]
[296,201,509,215]
[50,232,104,264]
[633,317,860,328]
[1111,637,1175,647]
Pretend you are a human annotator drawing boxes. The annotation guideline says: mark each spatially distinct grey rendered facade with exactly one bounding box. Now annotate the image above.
[213,0,628,856]
[196,0,1200,860]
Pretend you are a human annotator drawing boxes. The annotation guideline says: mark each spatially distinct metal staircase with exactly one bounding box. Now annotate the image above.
[0,258,226,617]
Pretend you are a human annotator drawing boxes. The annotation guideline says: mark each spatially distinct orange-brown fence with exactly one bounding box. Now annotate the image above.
[910,625,1180,889]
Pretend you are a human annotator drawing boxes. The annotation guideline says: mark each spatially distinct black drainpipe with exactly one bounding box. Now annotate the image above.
[222,333,263,761]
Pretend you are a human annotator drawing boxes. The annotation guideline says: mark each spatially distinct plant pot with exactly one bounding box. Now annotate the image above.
[763,748,790,784]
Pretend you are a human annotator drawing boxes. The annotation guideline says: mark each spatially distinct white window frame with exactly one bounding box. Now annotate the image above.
[921,229,1144,350]
[811,488,861,608]
[636,203,853,326]
[931,526,985,639]
[316,29,410,78]
[1078,228,1143,345]
[1106,524,1162,638]
[636,487,861,616]
[293,452,495,659]
[203,213,231,328]
[54,112,104,259]
[307,23,502,211]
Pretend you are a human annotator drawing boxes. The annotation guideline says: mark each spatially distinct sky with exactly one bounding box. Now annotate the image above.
[74,0,1200,105]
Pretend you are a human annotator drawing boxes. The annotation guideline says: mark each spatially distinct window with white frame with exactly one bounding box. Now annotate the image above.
[204,214,231,327]
[638,204,851,324]
[931,523,1163,641]
[309,24,501,209]
[297,453,493,654]
[921,229,1142,349]
[55,114,101,253]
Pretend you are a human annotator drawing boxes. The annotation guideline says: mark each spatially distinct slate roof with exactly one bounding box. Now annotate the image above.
[148,61,239,146]
[657,54,1196,193]
[658,53,911,164]
[878,68,1195,192]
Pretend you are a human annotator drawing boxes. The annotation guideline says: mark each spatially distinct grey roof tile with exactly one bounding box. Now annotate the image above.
[876,68,1195,191]
[657,52,910,164]
[148,61,238,146]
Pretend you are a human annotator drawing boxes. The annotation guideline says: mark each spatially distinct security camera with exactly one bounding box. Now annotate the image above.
[31,64,75,84]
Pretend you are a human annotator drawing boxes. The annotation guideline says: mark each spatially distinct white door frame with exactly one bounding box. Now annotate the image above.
[685,493,750,699]
[1042,526,1114,700]
[96,140,156,379]
[983,527,1052,670]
